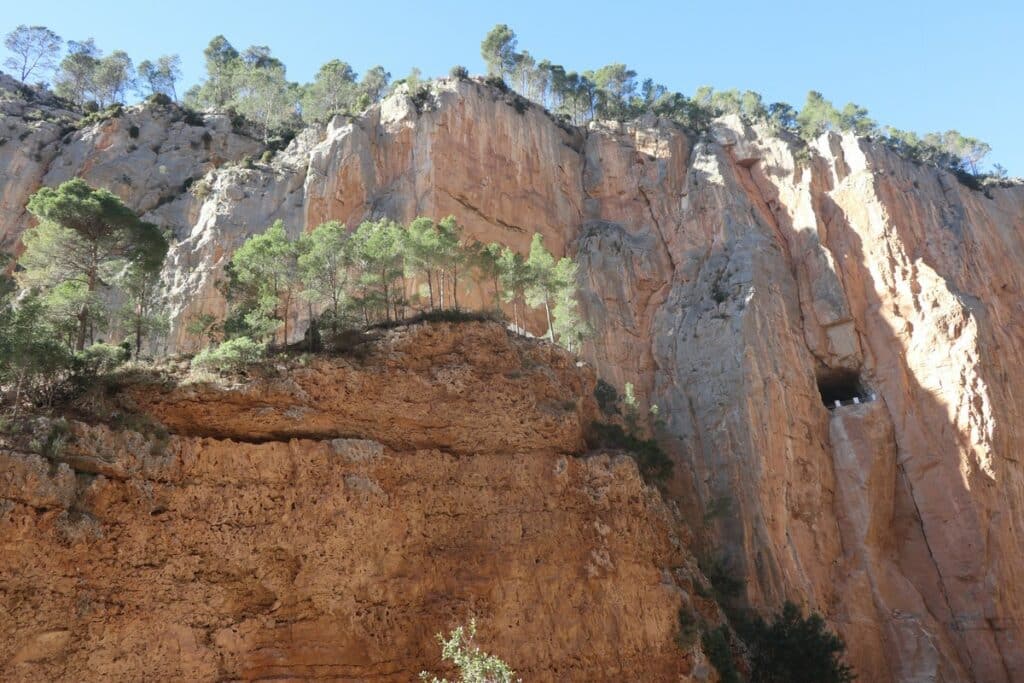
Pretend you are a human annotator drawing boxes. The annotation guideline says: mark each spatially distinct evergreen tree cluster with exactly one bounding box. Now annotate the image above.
[479,24,999,177]
[211,217,589,355]
[0,179,167,411]
[2,23,1005,177]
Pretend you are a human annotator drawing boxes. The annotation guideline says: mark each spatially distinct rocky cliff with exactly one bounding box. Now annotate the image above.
[1,322,720,681]
[2,73,1024,681]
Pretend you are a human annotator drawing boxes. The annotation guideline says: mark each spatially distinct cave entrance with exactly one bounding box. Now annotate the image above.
[817,369,869,408]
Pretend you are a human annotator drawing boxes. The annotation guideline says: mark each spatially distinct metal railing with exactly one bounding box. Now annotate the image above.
[827,393,877,410]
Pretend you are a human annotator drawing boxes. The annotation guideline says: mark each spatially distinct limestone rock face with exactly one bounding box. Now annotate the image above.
[2,75,1024,681]
[0,323,707,682]
[0,72,260,257]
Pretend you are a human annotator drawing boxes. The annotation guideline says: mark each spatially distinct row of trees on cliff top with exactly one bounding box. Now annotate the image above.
[479,24,999,177]
[4,24,1003,177]
[0,178,588,407]
[191,215,588,364]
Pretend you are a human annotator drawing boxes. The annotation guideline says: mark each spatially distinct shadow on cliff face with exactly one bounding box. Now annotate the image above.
[811,181,1019,682]
[645,140,1021,682]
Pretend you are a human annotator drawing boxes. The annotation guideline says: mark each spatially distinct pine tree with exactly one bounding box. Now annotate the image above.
[498,247,532,334]
[229,220,301,345]
[524,233,558,342]
[298,221,352,332]
[21,179,167,351]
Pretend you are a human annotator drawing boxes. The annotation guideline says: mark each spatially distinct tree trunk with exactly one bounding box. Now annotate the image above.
[135,308,143,357]
[452,266,459,310]
[427,271,434,310]
[543,296,554,342]
[283,304,289,349]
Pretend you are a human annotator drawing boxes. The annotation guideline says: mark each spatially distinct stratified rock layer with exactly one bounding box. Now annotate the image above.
[2,74,1023,681]
[0,323,704,682]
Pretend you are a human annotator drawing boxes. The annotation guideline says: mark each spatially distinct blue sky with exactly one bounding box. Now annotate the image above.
[5,0,1021,172]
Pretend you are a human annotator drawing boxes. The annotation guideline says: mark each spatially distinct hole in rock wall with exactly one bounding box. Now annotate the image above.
[817,369,870,408]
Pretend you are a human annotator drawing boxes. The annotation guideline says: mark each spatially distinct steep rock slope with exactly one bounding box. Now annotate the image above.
[0,322,713,682]
[2,75,1023,680]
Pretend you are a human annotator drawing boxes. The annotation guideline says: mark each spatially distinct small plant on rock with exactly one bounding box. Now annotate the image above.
[420,619,519,683]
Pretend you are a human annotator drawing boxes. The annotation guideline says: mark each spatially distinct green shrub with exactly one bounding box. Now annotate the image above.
[676,607,700,649]
[419,619,517,683]
[77,103,123,128]
[192,177,213,199]
[748,602,855,683]
[368,309,500,331]
[147,92,173,107]
[410,84,432,113]
[74,342,130,379]
[41,418,72,458]
[449,65,470,79]
[699,554,746,601]
[702,626,740,683]
[260,150,274,164]
[182,109,205,127]
[192,336,265,373]
[483,75,509,93]
[593,379,620,416]
[585,421,673,483]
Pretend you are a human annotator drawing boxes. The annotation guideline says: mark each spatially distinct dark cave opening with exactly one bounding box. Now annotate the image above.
[817,369,869,407]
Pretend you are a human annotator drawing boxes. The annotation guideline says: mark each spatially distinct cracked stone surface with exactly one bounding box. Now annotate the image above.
[2,73,1024,681]
[0,323,715,682]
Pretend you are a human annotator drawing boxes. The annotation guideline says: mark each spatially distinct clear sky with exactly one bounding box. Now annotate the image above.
[5,0,1022,172]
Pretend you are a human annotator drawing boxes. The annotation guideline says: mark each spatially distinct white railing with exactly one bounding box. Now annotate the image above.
[828,393,877,409]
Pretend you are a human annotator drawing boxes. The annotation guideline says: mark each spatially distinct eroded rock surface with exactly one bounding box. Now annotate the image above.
[0,323,709,682]
[2,74,1024,681]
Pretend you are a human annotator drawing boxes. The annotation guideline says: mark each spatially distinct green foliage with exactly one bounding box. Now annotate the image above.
[74,342,129,377]
[137,55,182,101]
[497,246,531,333]
[218,217,586,353]
[360,65,391,103]
[0,290,75,411]
[593,379,619,416]
[54,39,100,105]
[118,260,168,356]
[747,602,855,683]
[192,336,265,373]
[20,178,168,351]
[480,24,519,79]
[420,619,518,683]
[699,555,746,601]
[185,312,220,347]
[702,626,741,683]
[226,220,301,344]
[883,127,992,176]
[370,308,500,330]
[525,233,587,347]
[301,59,359,123]
[92,50,136,106]
[298,220,352,332]
[449,65,469,79]
[4,25,63,83]
[585,422,673,484]
[676,607,700,650]
[348,218,407,322]
[147,92,173,107]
